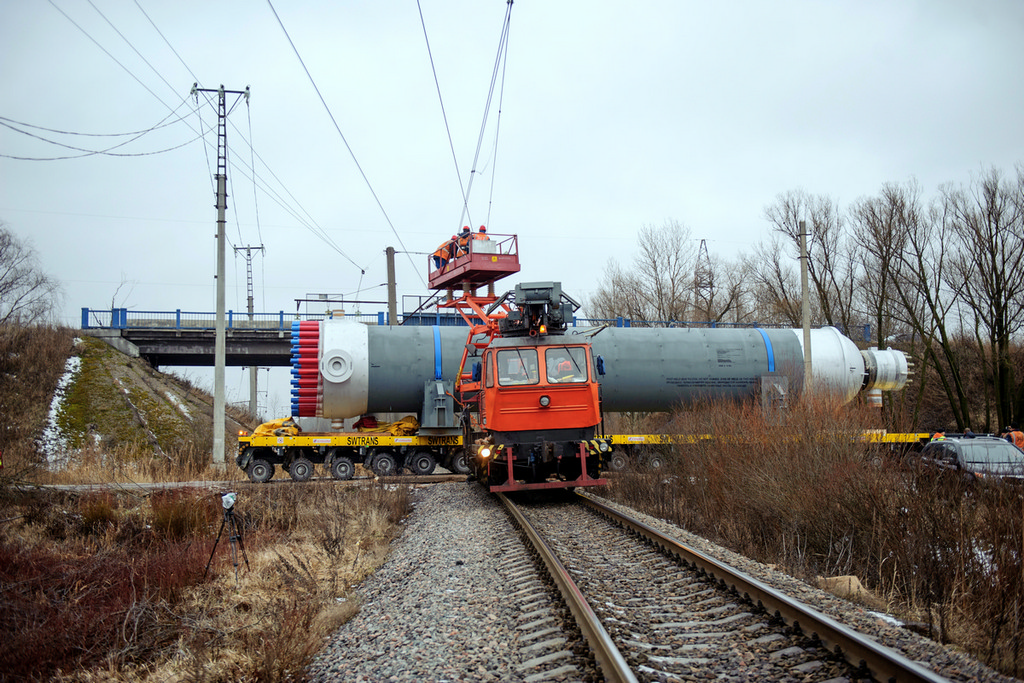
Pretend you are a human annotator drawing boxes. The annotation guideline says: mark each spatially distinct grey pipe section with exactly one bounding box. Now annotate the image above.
[316,321,908,418]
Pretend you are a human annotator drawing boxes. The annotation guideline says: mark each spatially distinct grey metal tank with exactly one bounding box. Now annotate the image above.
[311,319,909,418]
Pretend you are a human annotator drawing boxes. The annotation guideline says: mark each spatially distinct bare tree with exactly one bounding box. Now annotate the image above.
[699,252,747,324]
[589,220,699,325]
[0,222,62,326]
[889,193,971,430]
[849,180,943,427]
[741,237,811,326]
[850,180,924,347]
[763,190,858,333]
[941,167,1024,429]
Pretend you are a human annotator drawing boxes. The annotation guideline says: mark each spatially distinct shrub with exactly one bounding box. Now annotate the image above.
[606,397,1024,676]
[150,488,217,541]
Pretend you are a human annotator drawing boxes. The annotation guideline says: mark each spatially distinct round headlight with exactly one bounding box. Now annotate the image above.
[598,441,610,452]
[539,395,550,407]
[479,445,492,459]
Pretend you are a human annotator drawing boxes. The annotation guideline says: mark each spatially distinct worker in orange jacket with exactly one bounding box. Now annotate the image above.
[456,226,471,256]
[433,235,458,269]
[1004,425,1024,449]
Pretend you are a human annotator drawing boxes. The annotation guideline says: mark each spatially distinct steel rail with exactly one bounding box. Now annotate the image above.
[497,493,638,683]
[579,494,950,683]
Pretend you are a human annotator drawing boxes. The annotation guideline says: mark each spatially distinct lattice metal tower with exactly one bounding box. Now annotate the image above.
[693,239,713,320]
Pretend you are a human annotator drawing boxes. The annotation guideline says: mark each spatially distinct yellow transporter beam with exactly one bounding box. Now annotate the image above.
[607,432,932,446]
[240,432,463,449]
[240,431,930,450]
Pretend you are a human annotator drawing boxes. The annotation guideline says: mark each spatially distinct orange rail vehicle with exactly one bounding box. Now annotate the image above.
[428,234,610,491]
[457,281,611,492]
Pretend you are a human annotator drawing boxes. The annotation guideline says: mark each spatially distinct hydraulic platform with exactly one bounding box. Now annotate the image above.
[427,232,520,291]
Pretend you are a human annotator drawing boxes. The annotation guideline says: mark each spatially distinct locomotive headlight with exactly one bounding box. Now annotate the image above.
[539,395,550,407]
[479,445,493,459]
[598,441,610,453]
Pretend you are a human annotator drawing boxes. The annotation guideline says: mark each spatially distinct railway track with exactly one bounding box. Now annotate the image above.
[499,492,949,683]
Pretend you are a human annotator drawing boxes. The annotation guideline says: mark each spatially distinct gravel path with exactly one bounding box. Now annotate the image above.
[307,483,592,682]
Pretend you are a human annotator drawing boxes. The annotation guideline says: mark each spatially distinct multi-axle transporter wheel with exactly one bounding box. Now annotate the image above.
[289,457,314,482]
[645,452,665,470]
[330,455,354,480]
[449,449,470,475]
[410,451,436,475]
[247,459,274,484]
[609,451,628,472]
[372,451,398,477]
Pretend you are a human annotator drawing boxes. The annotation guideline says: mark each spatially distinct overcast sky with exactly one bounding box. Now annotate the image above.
[3,1,1023,414]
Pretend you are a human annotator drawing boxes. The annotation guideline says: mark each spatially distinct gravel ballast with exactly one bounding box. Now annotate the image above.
[308,483,1016,682]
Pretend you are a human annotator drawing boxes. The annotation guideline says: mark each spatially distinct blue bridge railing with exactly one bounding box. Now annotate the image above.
[81,308,380,331]
[81,308,871,342]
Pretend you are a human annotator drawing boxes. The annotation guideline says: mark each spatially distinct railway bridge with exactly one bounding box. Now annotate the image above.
[79,307,872,369]
[79,307,462,368]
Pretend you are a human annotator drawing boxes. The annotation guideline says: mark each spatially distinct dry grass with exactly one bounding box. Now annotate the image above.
[0,323,411,681]
[0,483,410,682]
[605,397,1024,677]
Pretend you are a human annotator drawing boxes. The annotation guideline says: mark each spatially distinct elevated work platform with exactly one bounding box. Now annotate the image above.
[427,232,520,291]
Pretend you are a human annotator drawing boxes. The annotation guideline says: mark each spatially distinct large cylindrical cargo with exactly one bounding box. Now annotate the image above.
[292,319,909,418]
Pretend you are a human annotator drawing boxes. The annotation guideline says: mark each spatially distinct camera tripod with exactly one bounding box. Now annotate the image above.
[204,503,250,582]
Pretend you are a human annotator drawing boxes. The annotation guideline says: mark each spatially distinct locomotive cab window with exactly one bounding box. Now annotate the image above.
[497,349,539,386]
[545,347,588,384]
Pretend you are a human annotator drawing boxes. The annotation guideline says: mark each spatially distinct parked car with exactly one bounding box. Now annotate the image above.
[919,436,1024,482]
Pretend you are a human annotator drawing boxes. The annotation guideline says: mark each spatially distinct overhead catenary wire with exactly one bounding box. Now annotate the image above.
[132,0,200,86]
[245,97,264,248]
[485,10,513,229]
[458,0,515,231]
[416,0,471,228]
[266,0,421,286]
[85,0,182,105]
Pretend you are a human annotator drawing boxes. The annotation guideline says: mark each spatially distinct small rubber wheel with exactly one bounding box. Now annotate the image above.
[289,457,314,482]
[410,451,437,475]
[248,459,274,484]
[372,452,398,477]
[646,453,665,470]
[330,456,354,481]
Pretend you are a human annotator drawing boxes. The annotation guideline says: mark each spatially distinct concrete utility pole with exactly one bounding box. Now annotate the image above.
[234,244,265,416]
[799,220,813,394]
[192,84,249,468]
[386,246,397,325]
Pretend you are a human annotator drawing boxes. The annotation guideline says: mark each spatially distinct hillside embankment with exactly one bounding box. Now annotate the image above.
[0,324,410,682]
[8,327,257,481]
